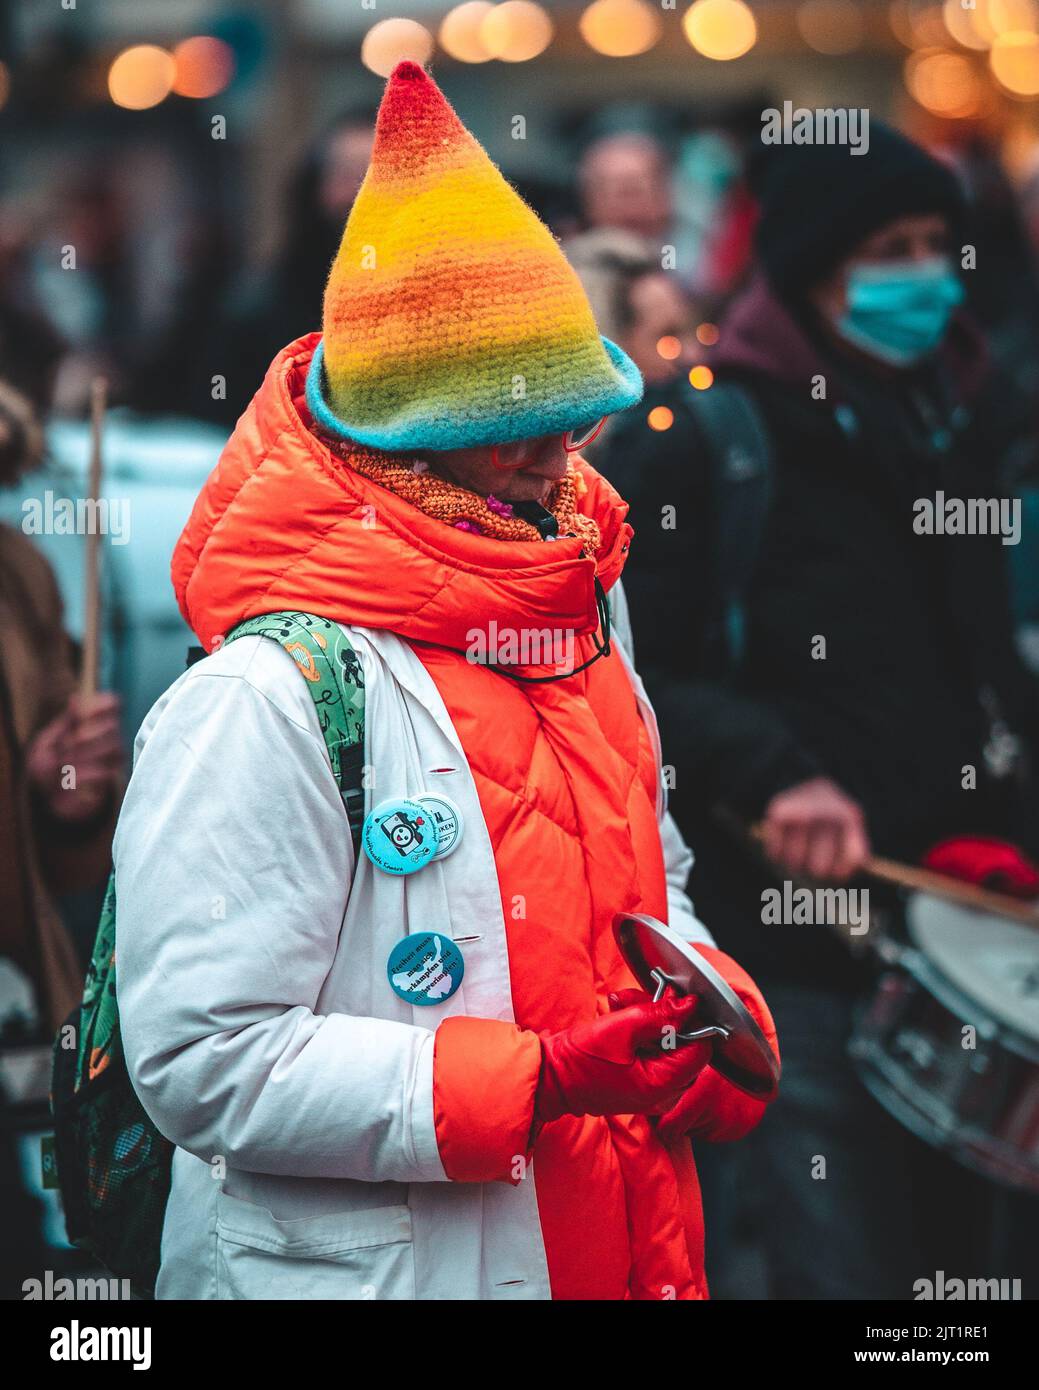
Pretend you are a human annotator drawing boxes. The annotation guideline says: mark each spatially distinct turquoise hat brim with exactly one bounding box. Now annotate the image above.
[305,336,643,452]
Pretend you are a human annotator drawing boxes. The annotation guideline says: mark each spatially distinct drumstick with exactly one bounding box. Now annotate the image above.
[860,854,1039,927]
[80,376,106,702]
[748,824,1039,927]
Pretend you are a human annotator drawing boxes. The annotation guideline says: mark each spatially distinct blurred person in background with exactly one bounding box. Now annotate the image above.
[565,227,701,384]
[957,143,1039,657]
[0,378,123,1293]
[600,122,1039,1298]
[0,210,64,417]
[2,170,132,417]
[0,378,123,1032]
[568,226,719,695]
[577,131,674,243]
[200,107,376,427]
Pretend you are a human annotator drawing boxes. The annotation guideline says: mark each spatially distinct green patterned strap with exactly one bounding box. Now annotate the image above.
[65,616,363,1099]
[225,612,366,852]
[75,874,117,1086]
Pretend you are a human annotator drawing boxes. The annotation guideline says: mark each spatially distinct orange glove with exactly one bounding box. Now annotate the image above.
[611,948,779,1145]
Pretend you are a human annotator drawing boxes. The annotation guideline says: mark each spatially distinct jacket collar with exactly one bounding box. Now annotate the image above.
[172,335,633,655]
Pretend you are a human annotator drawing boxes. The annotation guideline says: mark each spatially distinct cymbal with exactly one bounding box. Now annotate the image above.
[613,913,780,1101]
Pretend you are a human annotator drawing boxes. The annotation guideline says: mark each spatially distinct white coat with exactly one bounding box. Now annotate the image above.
[115,600,713,1299]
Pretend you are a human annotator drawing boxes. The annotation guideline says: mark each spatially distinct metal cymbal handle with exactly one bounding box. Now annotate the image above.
[678,1024,731,1044]
[649,968,730,1044]
[650,968,676,1003]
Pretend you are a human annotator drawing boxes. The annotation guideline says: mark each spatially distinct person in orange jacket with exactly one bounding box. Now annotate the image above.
[114,62,777,1301]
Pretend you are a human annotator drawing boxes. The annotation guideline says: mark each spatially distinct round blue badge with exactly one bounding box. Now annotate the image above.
[387,932,464,1006]
[362,798,437,875]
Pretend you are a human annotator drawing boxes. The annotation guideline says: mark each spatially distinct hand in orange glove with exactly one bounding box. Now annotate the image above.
[610,948,779,1145]
[534,991,712,1125]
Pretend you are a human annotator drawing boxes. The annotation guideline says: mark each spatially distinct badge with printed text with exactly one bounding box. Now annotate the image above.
[362,798,437,875]
[387,932,464,1006]
[416,793,464,861]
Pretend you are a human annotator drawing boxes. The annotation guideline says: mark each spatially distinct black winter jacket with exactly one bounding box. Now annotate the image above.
[601,280,1039,989]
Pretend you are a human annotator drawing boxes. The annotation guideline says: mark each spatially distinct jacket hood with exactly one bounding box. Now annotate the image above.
[172,335,633,656]
[714,275,988,400]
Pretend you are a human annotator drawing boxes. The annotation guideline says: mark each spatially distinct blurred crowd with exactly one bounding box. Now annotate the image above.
[4,52,1039,1300]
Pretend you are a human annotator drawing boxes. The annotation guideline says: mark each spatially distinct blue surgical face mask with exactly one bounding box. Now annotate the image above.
[835,258,965,366]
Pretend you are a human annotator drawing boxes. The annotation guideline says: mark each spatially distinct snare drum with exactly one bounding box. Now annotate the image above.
[850,893,1039,1194]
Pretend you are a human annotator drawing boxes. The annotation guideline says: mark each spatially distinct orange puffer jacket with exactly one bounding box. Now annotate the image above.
[171,335,753,1300]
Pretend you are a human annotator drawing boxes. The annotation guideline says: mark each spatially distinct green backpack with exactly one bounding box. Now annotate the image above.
[48,612,365,1298]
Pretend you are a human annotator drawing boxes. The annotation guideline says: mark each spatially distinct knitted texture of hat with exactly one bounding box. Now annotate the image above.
[306,61,642,452]
[323,433,601,551]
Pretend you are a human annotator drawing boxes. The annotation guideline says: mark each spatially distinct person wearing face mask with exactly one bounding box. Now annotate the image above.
[601,121,1039,1299]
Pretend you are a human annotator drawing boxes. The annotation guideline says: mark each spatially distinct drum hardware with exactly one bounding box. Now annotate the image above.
[735,818,1039,1189]
[851,897,1039,1194]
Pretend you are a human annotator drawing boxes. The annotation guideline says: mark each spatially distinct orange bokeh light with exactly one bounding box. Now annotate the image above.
[990,31,1039,94]
[906,47,987,116]
[172,37,236,100]
[648,405,675,431]
[108,45,175,111]
[480,1,554,62]
[580,0,662,58]
[361,19,435,77]
[683,0,758,61]
[440,3,496,62]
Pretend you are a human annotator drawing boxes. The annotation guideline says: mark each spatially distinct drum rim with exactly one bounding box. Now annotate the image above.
[852,1048,1039,1196]
[883,943,1039,1065]
[906,895,1039,1045]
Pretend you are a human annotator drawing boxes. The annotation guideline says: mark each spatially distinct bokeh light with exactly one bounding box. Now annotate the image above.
[579,0,662,58]
[989,0,1039,37]
[905,46,987,116]
[797,0,866,55]
[648,405,674,430]
[172,37,236,99]
[440,3,495,63]
[361,19,435,77]
[689,365,715,390]
[942,0,991,49]
[990,29,1039,93]
[890,0,949,48]
[683,0,758,60]
[480,2,554,62]
[656,335,682,360]
[108,45,176,111]
[697,322,720,345]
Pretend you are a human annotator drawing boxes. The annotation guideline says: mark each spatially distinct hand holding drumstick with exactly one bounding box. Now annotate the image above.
[26,375,123,824]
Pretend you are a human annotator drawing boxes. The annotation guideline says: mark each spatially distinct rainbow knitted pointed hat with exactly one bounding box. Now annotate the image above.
[306,61,642,452]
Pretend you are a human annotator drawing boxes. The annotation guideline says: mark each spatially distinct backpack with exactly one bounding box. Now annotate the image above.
[47,612,365,1298]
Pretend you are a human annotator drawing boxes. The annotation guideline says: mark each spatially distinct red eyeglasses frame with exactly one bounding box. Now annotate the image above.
[491,418,607,471]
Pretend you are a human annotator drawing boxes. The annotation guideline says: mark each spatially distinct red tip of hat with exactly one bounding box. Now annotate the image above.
[390,61,429,83]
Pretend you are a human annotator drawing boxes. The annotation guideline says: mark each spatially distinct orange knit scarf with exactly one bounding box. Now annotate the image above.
[321,434,602,551]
